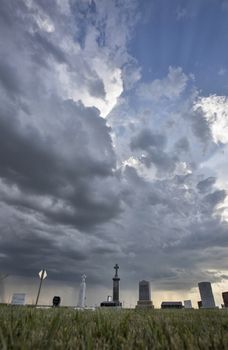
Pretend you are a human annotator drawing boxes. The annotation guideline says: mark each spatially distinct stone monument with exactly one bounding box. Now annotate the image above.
[136,280,154,309]
[100,264,122,307]
[184,300,193,309]
[113,264,121,305]
[198,282,216,308]
[77,274,86,308]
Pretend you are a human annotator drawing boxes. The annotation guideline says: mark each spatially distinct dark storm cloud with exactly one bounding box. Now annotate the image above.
[100,162,228,291]
[0,114,58,194]
[0,61,22,96]
[0,0,228,300]
[0,99,115,188]
[33,0,58,16]
[140,150,178,173]
[203,190,226,208]
[174,137,190,153]
[0,0,125,280]
[166,218,228,252]
[87,77,106,99]
[31,32,67,64]
[130,128,178,174]
[130,129,166,151]
[0,225,88,279]
[197,177,216,193]
[0,98,121,230]
[0,0,27,27]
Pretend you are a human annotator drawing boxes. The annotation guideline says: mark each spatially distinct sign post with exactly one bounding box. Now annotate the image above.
[35,269,47,306]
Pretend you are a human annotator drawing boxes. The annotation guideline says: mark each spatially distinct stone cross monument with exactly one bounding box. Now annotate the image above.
[112,264,120,305]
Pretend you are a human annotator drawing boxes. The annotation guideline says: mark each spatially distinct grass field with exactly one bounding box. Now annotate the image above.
[0,306,228,349]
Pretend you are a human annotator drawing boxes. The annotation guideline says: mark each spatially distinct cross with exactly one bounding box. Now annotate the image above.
[114,264,119,277]
[81,274,86,282]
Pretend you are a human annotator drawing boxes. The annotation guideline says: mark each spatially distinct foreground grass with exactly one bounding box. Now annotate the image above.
[0,307,228,349]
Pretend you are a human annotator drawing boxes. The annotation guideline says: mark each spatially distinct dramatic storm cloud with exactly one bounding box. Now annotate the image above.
[0,0,228,307]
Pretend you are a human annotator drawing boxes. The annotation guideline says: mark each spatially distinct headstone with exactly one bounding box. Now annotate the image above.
[52,296,61,307]
[198,282,216,308]
[161,301,183,309]
[184,300,193,309]
[11,293,26,305]
[136,280,154,309]
[222,291,228,308]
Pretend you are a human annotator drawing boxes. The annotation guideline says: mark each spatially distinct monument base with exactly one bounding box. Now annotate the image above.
[100,301,122,307]
[135,300,154,309]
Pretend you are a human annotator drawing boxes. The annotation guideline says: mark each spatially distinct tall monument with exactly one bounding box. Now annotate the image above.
[100,264,122,307]
[113,264,120,304]
[77,274,86,308]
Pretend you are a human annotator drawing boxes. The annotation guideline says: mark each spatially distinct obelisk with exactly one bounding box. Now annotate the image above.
[77,274,86,308]
[113,264,120,305]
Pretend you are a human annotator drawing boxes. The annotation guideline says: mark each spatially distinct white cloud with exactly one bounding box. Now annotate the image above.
[25,0,55,33]
[194,95,228,144]
[56,62,123,118]
[20,0,139,119]
[218,68,227,76]
[176,7,187,21]
[137,66,189,101]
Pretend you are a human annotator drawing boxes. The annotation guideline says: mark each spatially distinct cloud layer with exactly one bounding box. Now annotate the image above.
[0,0,228,306]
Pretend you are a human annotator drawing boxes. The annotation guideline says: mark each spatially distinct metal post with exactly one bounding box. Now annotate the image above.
[35,269,44,306]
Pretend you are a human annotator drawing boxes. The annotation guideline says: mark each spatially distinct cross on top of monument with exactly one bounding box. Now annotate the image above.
[114,264,119,277]
[81,274,86,282]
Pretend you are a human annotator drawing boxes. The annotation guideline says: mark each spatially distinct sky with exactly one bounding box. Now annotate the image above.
[0,0,228,308]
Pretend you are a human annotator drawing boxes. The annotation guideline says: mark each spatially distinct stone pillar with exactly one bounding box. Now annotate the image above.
[113,277,120,302]
[112,264,121,305]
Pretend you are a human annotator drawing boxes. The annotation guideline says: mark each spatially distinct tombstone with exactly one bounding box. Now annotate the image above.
[222,291,228,308]
[135,280,154,309]
[198,300,202,309]
[184,300,193,309]
[52,296,61,307]
[161,301,183,309]
[11,293,26,305]
[198,282,216,308]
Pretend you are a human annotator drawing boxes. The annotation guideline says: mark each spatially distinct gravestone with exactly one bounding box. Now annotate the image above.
[11,293,26,305]
[52,296,61,307]
[184,300,193,309]
[136,280,154,309]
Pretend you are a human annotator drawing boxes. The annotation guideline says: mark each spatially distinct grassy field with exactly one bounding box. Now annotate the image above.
[0,307,228,349]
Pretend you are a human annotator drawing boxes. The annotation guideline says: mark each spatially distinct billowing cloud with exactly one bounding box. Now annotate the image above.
[130,129,167,151]
[0,0,228,308]
[137,66,189,101]
[193,95,228,144]
[197,177,216,193]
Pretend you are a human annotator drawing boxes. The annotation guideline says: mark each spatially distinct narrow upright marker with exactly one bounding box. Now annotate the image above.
[35,269,47,306]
